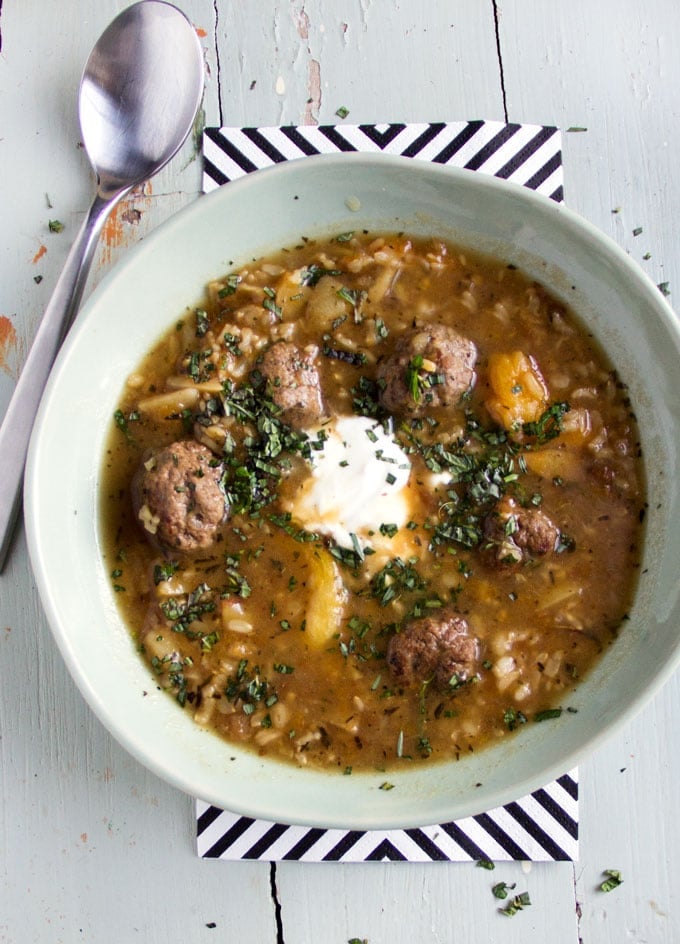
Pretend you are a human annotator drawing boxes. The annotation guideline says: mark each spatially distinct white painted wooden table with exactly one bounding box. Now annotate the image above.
[1,2,678,941]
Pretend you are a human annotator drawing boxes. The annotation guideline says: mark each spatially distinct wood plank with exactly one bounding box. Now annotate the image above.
[277,860,579,942]
[498,1,680,941]
[214,0,505,126]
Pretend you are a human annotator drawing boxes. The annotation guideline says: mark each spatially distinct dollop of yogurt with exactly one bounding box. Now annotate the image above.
[289,415,412,550]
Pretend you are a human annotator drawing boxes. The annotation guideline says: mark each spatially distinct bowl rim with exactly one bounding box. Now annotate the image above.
[24,152,680,829]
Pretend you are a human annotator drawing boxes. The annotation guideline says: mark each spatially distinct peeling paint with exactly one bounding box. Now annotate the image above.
[120,208,142,226]
[304,59,321,126]
[297,8,310,41]
[99,183,152,265]
[0,315,18,378]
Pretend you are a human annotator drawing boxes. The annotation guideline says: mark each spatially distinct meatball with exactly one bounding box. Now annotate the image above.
[259,341,324,428]
[377,324,477,416]
[132,439,227,552]
[386,609,479,690]
[484,496,559,564]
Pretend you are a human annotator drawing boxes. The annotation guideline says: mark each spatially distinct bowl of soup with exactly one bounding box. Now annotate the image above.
[24,153,680,829]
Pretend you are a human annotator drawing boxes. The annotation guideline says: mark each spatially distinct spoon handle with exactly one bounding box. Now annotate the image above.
[0,190,122,572]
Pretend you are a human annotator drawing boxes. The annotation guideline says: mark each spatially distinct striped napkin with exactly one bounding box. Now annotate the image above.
[196,121,576,862]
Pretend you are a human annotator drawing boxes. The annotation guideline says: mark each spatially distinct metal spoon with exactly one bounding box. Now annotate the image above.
[0,1,204,571]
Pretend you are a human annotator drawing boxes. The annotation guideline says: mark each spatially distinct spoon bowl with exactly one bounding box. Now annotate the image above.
[0,1,204,569]
[80,1,205,199]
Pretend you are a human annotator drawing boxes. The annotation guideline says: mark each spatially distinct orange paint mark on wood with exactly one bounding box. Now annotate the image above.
[32,243,47,264]
[99,183,153,267]
[0,316,15,347]
[102,203,126,249]
[0,315,23,379]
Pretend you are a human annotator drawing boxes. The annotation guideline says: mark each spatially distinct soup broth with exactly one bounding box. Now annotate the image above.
[102,232,645,773]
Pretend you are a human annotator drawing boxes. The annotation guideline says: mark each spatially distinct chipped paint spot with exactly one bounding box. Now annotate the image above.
[121,208,142,226]
[297,8,310,40]
[0,315,18,377]
[32,243,47,264]
[99,183,153,266]
[303,59,321,126]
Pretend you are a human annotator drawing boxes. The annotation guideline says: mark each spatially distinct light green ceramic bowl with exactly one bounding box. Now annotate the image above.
[25,154,680,829]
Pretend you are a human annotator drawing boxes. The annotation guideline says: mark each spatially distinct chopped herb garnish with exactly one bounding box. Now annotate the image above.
[48,219,64,233]
[336,286,367,321]
[418,736,433,757]
[404,354,445,405]
[322,344,367,366]
[503,707,528,731]
[153,561,179,585]
[194,308,209,337]
[349,532,365,562]
[224,554,252,598]
[501,891,531,916]
[300,264,342,287]
[534,707,562,722]
[599,869,623,892]
[492,881,516,900]
[477,859,495,870]
[225,659,278,716]
[335,105,350,119]
[263,293,283,320]
[218,274,241,297]
[160,584,218,648]
[369,557,428,606]
[219,376,314,516]
[113,408,139,443]
[521,401,570,445]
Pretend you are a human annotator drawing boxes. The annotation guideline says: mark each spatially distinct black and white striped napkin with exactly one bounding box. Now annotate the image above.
[197,120,576,862]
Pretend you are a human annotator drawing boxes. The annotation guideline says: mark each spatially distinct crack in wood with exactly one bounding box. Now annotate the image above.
[269,862,285,944]
[492,0,509,121]
[213,0,224,125]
